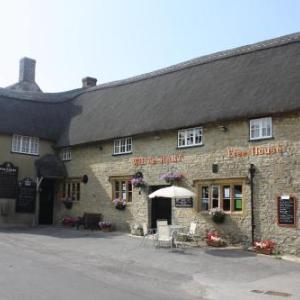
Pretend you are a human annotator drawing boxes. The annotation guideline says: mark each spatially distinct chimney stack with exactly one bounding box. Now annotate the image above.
[82,77,97,88]
[19,57,36,82]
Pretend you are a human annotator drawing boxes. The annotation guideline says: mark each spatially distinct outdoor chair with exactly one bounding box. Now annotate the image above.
[154,224,173,248]
[140,223,156,246]
[156,219,168,233]
[176,222,202,246]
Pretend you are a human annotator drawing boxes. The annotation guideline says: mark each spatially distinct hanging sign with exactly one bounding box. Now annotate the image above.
[277,195,297,227]
[0,162,18,198]
[132,154,184,166]
[15,178,36,213]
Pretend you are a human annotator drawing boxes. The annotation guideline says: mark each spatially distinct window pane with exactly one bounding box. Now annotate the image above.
[22,137,29,153]
[186,130,194,145]
[234,185,242,211]
[201,186,209,210]
[212,186,219,208]
[195,128,202,144]
[223,186,231,211]
[178,131,185,146]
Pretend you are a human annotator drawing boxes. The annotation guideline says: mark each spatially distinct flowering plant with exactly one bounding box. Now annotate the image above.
[113,198,126,210]
[254,240,276,250]
[159,172,183,183]
[131,177,145,188]
[209,208,225,223]
[206,231,226,246]
[61,196,75,209]
[99,221,112,229]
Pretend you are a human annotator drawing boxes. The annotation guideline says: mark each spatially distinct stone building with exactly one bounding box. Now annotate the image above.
[0,33,299,255]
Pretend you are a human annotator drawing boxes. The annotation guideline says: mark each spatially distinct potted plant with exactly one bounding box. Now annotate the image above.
[61,196,74,209]
[99,221,113,232]
[113,198,126,210]
[131,172,146,194]
[209,208,225,224]
[254,239,276,255]
[159,172,183,184]
[62,216,78,227]
[206,231,226,247]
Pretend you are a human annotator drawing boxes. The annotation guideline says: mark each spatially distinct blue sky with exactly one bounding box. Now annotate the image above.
[0,0,299,92]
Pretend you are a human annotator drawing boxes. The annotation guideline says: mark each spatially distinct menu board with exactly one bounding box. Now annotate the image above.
[175,198,193,208]
[277,195,296,227]
[0,162,18,198]
[16,178,36,213]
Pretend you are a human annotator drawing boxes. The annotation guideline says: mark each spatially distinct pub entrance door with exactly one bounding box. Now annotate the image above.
[149,185,172,229]
[39,179,54,225]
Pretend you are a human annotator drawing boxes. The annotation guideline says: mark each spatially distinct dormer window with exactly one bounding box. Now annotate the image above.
[250,117,272,140]
[60,148,72,161]
[178,127,203,148]
[113,137,132,155]
[11,134,39,155]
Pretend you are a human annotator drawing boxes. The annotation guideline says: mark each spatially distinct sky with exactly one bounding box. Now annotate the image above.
[0,0,299,92]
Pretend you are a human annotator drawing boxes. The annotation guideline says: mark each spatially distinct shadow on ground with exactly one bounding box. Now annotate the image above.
[204,248,256,258]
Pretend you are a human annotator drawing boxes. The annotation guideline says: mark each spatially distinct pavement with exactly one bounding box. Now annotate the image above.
[0,227,299,300]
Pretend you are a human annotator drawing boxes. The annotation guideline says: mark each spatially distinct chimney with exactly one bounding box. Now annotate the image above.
[19,57,36,82]
[82,77,97,88]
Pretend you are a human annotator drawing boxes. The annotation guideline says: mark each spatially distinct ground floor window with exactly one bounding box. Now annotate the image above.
[112,178,132,203]
[60,179,81,201]
[197,180,244,213]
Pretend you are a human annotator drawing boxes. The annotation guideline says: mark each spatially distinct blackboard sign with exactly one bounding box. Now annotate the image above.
[16,178,36,213]
[0,162,18,198]
[277,195,297,227]
[175,198,193,208]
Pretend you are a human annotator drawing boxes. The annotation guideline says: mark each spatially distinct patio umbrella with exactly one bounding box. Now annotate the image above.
[148,185,195,198]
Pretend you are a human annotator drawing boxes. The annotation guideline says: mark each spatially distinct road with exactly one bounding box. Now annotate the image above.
[0,227,299,300]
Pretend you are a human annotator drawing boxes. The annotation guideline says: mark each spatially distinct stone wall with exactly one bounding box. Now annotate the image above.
[57,113,300,255]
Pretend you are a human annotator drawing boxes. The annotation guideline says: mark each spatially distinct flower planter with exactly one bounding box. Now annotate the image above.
[63,201,73,209]
[255,248,272,255]
[206,239,225,247]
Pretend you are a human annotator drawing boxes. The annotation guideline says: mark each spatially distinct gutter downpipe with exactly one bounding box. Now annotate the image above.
[249,164,256,245]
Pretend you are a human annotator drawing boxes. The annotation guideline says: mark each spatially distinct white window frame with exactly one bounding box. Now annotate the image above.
[249,117,272,140]
[113,137,132,155]
[11,134,39,155]
[60,148,72,161]
[177,127,203,148]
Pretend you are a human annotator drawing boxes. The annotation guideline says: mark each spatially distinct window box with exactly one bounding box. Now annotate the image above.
[11,134,39,155]
[249,117,272,140]
[178,127,203,148]
[113,137,133,155]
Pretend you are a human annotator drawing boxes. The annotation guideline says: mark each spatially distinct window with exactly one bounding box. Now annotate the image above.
[250,117,272,140]
[60,179,81,201]
[112,178,132,202]
[12,134,39,155]
[178,127,202,148]
[198,181,243,213]
[113,137,132,155]
[60,148,72,161]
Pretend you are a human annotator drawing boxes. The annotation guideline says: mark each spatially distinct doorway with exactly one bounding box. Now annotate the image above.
[39,179,54,225]
[149,185,172,229]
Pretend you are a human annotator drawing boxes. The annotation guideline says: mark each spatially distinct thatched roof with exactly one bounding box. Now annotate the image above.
[1,32,300,147]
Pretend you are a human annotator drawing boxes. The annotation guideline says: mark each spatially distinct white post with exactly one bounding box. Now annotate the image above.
[33,177,43,226]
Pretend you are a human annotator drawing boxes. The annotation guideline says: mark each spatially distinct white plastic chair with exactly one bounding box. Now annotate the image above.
[155,224,173,248]
[140,223,155,246]
[176,222,202,247]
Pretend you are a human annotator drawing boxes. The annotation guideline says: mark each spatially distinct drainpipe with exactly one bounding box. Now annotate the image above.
[249,164,256,245]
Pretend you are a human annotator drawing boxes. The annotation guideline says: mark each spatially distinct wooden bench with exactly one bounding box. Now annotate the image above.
[76,212,102,230]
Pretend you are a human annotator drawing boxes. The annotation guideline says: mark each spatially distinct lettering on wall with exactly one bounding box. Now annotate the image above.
[228,145,285,158]
[132,154,184,166]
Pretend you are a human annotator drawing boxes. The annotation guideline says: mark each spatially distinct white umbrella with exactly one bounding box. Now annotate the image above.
[149,185,195,198]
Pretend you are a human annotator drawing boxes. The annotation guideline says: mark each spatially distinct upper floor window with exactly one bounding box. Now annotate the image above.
[60,148,72,161]
[11,134,39,155]
[250,117,272,140]
[113,137,132,155]
[178,127,203,148]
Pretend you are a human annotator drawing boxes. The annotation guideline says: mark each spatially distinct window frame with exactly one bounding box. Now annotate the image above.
[177,127,203,148]
[60,148,72,161]
[11,134,39,156]
[196,179,245,214]
[113,137,133,155]
[249,117,272,141]
[59,178,81,201]
[111,177,133,203]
